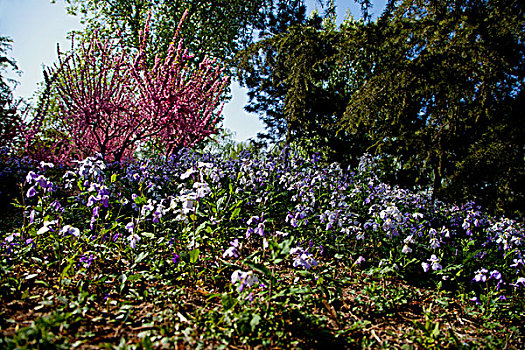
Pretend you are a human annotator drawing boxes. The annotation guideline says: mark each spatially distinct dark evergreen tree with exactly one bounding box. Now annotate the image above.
[236,3,374,165]
[340,0,525,215]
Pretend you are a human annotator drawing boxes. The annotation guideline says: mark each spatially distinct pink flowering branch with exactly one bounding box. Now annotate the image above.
[24,10,228,163]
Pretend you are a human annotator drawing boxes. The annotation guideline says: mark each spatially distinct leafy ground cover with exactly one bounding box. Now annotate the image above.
[0,149,523,349]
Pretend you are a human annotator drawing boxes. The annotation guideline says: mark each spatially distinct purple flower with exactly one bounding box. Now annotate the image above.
[35,175,52,190]
[254,222,265,236]
[222,239,240,259]
[489,270,501,280]
[473,268,489,282]
[100,195,109,208]
[87,195,96,207]
[429,237,440,249]
[428,254,442,271]
[231,270,259,292]
[142,203,155,215]
[125,221,134,233]
[26,171,37,184]
[247,215,260,226]
[61,225,81,237]
[26,186,37,198]
[128,233,141,249]
[513,277,525,288]
[172,253,180,265]
[290,247,317,270]
[80,254,94,268]
[90,217,96,230]
[293,253,317,269]
[51,200,64,213]
[402,244,412,254]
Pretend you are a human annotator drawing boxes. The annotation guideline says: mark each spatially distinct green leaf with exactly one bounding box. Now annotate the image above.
[134,196,146,205]
[230,206,242,220]
[135,251,148,264]
[221,293,235,310]
[246,262,272,280]
[141,232,155,239]
[120,274,127,285]
[127,273,142,283]
[250,314,261,332]
[189,248,200,264]
[195,222,207,235]
[217,195,226,212]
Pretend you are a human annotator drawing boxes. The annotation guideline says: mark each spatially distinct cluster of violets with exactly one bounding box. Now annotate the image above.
[1,148,524,304]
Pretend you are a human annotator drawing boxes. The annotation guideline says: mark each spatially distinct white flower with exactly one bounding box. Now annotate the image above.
[290,247,304,255]
[197,162,213,169]
[231,270,259,292]
[125,221,134,233]
[181,196,196,214]
[193,182,211,198]
[127,233,141,249]
[412,212,424,220]
[40,161,55,168]
[5,232,20,243]
[37,220,58,235]
[473,268,488,282]
[293,253,318,269]
[402,244,412,253]
[428,254,442,271]
[60,225,80,237]
[429,237,440,249]
[180,168,197,180]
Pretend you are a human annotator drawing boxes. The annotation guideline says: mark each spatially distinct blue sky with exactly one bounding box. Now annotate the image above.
[0,0,384,141]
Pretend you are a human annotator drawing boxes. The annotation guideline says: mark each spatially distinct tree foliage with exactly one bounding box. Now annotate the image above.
[0,36,24,152]
[236,14,372,164]
[340,0,525,214]
[236,0,525,216]
[24,12,229,163]
[60,0,314,68]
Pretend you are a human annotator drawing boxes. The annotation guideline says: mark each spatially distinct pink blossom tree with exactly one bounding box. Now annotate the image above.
[25,10,229,163]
